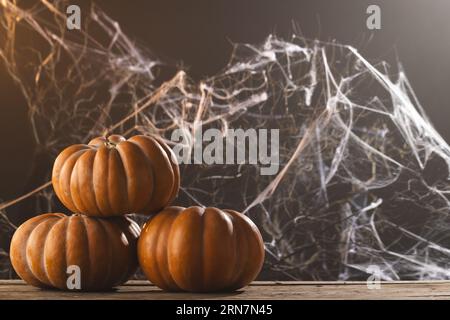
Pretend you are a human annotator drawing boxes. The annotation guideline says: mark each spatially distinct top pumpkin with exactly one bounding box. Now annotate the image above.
[52,134,180,216]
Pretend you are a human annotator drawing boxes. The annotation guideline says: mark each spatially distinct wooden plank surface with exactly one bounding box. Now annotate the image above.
[1,280,450,300]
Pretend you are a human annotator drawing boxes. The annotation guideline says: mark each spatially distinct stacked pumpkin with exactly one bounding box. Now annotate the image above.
[10,134,265,292]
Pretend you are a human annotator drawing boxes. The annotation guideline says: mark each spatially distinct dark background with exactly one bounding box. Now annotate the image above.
[1,0,450,224]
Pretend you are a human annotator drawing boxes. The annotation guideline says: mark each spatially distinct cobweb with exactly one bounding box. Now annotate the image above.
[2,0,450,281]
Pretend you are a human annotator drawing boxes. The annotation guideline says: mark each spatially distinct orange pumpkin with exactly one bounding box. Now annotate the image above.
[10,213,140,291]
[52,134,180,216]
[138,206,265,292]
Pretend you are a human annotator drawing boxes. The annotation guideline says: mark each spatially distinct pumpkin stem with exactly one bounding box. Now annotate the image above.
[104,141,117,148]
[105,135,125,148]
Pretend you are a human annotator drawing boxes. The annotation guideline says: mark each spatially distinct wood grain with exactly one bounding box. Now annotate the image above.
[1,280,450,300]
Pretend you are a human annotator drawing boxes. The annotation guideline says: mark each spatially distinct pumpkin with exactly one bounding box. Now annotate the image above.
[52,134,180,216]
[138,206,265,292]
[10,213,140,291]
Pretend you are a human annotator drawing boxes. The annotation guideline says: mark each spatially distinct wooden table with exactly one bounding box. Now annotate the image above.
[1,280,450,299]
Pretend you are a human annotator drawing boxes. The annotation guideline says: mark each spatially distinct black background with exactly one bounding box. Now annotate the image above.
[1,0,450,224]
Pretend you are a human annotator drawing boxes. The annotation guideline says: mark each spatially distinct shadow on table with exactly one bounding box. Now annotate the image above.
[114,287,245,299]
[36,286,244,299]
